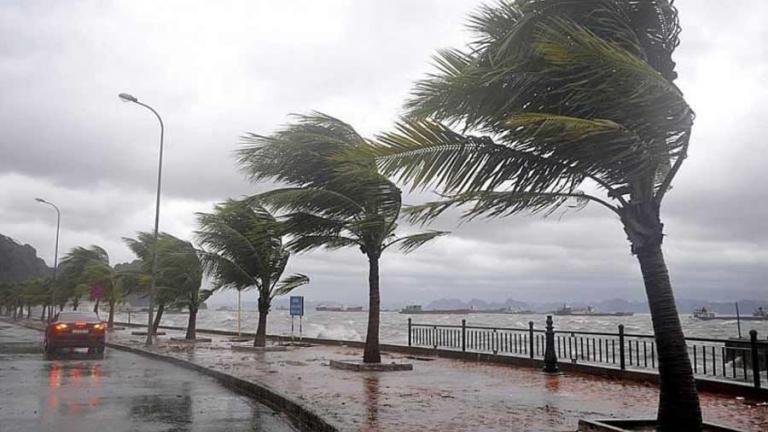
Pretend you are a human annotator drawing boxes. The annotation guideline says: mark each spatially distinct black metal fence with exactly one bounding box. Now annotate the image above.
[407,318,768,389]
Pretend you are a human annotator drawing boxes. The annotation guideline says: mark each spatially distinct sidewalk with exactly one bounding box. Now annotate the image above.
[101,325,768,432]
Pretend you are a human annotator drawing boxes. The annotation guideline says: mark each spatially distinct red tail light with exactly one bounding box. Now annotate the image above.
[54,323,68,331]
[92,323,105,331]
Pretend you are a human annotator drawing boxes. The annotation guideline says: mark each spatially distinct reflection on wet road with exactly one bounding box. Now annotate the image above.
[0,322,296,432]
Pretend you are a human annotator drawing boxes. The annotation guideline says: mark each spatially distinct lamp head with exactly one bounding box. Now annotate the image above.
[35,198,46,203]
[118,93,138,103]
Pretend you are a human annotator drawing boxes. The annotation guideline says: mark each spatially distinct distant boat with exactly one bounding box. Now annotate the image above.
[316,305,364,312]
[692,307,716,320]
[399,305,471,315]
[506,309,535,315]
[694,306,768,321]
[554,304,633,317]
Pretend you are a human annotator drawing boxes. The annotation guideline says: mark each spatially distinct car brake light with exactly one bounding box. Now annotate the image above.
[92,323,105,331]
[54,323,68,331]
[75,321,87,327]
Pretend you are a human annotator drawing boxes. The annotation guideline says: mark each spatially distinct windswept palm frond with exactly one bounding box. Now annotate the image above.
[383,231,450,254]
[271,274,310,299]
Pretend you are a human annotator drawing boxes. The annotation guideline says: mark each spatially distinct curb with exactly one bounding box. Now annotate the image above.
[1,318,338,432]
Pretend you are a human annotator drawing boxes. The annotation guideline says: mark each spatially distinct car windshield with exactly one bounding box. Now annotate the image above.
[57,312,100,322]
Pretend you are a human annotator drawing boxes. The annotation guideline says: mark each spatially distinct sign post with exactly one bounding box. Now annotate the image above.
[290,296,304,341]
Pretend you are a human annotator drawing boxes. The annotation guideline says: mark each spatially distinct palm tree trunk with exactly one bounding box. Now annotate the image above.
[254,296,269,347]
[186,305,198,340]
[39,305,45,321]
[152,303,165,334]
[363,254,381,363]
[93,298,100,314]
[107,299,116,330]
[636,244,702,431]
[72,297,79,311]
[26,304,31,319]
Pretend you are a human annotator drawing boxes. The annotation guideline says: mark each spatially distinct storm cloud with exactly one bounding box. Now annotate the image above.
[1,0,766,306]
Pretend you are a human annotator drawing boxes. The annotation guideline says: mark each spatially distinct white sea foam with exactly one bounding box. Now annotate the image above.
[310,324,362,341]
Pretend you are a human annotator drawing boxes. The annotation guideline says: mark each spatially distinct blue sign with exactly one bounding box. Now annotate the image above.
[290,296,304,317]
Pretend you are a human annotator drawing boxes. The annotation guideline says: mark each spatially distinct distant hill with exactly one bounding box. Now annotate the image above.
[0,234,50,282]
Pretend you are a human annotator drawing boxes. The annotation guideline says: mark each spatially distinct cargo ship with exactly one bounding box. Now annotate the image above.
[692,306,768,321]
[399,305,471,315]
[553,305,633,317]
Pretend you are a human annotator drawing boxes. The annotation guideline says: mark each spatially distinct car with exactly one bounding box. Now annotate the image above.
[44,311,106,358]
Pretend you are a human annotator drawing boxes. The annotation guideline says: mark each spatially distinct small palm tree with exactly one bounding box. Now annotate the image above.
[155,235,210,340]
[238,114,447,363]
[365,1,699,429]
[196,199,309,347]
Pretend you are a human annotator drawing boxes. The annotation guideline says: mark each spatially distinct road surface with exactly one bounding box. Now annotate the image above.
[0,321,297,432]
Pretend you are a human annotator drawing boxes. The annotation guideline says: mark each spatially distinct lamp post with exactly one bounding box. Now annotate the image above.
[35,198,60,322]
[118,92,164,346]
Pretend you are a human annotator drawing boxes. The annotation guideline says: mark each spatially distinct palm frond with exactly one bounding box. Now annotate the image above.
[384,231,449,254]
[405,189,600,225]
[271,274,310,299]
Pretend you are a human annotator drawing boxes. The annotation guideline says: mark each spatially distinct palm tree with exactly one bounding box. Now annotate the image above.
[155,235,210,340]
[123,232,199,335]
[237,114,447,363]
[196,199,309,347]
[364,1,698,429]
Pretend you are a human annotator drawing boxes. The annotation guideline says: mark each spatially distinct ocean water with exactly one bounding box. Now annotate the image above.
[115,309,768,344]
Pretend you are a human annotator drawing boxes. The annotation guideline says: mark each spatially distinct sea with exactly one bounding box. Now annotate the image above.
[114,308,768,344]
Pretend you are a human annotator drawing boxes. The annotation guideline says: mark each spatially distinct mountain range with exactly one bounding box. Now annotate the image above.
[0,234,50,283]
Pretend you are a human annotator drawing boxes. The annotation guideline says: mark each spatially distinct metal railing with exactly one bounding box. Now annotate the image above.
[408,318,767,389]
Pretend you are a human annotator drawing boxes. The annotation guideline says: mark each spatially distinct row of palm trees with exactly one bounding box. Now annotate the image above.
[235,1,701,430]
[0,202,309,344]
[3,1,700,429]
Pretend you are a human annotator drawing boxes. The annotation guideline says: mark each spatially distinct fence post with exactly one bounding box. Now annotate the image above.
[619,324,626,370]
[461,319,466,352]
[750,330,761,388]
[543,315,559,373]
[407,318,412,347]
[529,321,534,359]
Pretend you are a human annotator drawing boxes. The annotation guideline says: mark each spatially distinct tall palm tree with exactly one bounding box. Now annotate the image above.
[196,199,309,347]
[124,232,200,335]
[237,114,447,363]
[365,1,698,429]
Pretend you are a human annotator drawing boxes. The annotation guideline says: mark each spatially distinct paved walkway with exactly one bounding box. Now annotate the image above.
[102,325,767,432]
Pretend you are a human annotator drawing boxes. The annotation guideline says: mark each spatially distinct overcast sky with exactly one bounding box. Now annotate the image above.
[1,1,766,306]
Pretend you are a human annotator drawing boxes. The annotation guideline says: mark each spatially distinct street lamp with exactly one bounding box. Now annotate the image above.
[118,92,164,346]
[35,198,60,322]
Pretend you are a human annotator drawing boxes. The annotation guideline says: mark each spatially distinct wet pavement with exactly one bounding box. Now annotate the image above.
[105,326,768,432]
[0,321,297,432]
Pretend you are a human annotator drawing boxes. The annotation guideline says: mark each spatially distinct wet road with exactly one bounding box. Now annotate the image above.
[0,322,297,432]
